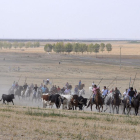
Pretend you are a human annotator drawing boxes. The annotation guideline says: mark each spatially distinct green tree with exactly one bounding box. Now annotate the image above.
[34,42,40,47]
[0,41,3,49]
[13,42,19,49]
[19,42,24,49]
[79,44,87,54]
[44,44,53,52]
[106,43,112,53]
[8,42,12,49]
[100,43,105,53]
[93,43,100,57]
[64,43,73,54]
[87,44,94,54]
[73,43,80,54]
[53,42,64,53]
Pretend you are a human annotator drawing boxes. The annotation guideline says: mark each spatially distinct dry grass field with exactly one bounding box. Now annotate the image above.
[0,41,140,139]
[0,105,140,140]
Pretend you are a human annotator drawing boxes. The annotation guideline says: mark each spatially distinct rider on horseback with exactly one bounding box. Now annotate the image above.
[128,87,135,107]
[41,85,47,93]
[92,85,99,102]
[33,84,38,98]
[102,86,108,97]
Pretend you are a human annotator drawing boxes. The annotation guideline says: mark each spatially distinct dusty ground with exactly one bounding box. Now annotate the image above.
[0,41,140,139]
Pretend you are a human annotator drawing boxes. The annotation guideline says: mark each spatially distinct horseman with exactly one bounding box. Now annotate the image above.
[128,87,135,107]
[39,83,43,89]
[33,84,38,99]
[23,83,28,91]
[41,85,47,94]
[92,85,99,102]
[64,87,71,95]
[57,86,61,92]
[115,87,121,96]
[65,82,69,88]
[74,85,79,95]
[46,79,50,85]
[123,89,128,99]
[92,81,95,88]
[15,82,19,89]
[79,80,81,89]
[11,81,16,90]
[101,86,108,97]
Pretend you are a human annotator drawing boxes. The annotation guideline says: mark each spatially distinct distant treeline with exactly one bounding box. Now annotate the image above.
[0,41,40,49]
[44,42,112,54]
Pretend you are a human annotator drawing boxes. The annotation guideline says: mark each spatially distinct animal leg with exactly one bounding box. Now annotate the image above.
[11,100,14,105]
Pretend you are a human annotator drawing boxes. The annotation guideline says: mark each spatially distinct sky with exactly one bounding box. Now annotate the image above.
[0,0,140,39]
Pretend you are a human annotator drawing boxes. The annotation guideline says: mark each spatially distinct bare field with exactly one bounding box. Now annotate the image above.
[0,42,140,139]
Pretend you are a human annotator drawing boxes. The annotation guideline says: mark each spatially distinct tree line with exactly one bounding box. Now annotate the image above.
[44,42,112,55]
[0,41,40,49]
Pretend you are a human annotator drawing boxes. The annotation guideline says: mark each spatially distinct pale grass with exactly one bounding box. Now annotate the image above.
[0,105,140,140]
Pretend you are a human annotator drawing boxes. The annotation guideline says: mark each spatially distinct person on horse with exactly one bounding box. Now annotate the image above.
[57,86,61,92]
[65,82,69,88]
[92,81,95,88]
[92,84,99,102]
[46,79,49,85]
[79,80,81,89]
[39,83,43,89]
[15,82,19,89]
[74,85,79,95]
[64,87,71,95]
[33,84,38,98]
[102,86,108,97]
[12,81,16,90]
[41,85,47,94]
[128,87,136,107]
[123,89,128,99]
[23,82,28,90]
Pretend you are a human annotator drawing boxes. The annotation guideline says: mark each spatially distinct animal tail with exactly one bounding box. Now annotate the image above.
[0,98,2,101]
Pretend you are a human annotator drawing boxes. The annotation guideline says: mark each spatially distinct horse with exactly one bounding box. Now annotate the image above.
[24,86,33,100]
[122,93,140,115]
[112,91,121,114]
[104,92,113,113]
[14,86,23,99]
[95,89,104,112]
[36,88,42,102]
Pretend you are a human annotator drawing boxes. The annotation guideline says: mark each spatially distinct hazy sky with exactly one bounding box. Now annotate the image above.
[0,0,140,39]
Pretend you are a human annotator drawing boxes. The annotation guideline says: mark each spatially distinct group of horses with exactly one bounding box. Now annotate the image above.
[88,87,140,116]
[7,83,140,116]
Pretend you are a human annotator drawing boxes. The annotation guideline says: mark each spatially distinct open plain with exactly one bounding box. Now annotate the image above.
[0,41,140,140]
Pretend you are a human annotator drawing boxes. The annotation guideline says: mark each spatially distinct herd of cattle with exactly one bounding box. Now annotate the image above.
[0,83,140,116]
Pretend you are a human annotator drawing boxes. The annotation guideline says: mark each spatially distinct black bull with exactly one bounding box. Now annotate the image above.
[0,94,15,105]
[49,94,62,109]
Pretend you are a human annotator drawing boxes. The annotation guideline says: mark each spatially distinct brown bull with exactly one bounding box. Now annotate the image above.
[71,95,79,110]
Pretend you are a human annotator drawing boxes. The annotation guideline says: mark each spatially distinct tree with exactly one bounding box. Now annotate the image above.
[34,42,40,47]
[19,42,24,49]
[13,42,19,49]
[8,42,12,49]
[87,44,94,54]
[79,44,87,54]
[53,42,64,53]
[64,43,73,54]
[44,44,53,52]
[25,42,30,49]
[0,41,3,49]
[100,43,105,53]
[93,43,100,58]
[25,42,32,48]
[106,43,112,53]
[73,43,80,54]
